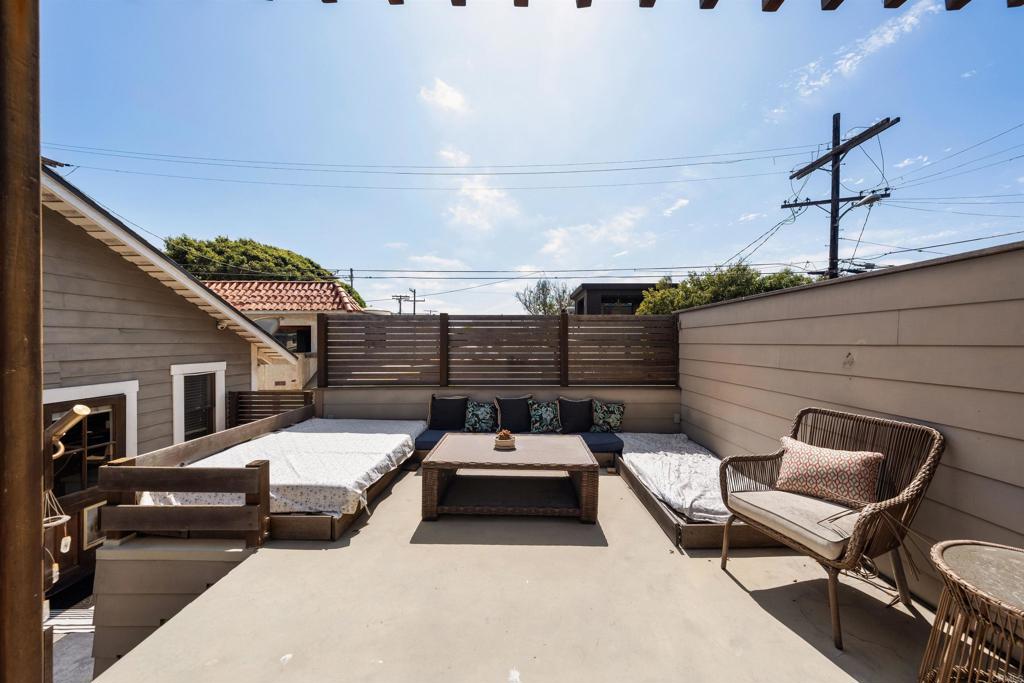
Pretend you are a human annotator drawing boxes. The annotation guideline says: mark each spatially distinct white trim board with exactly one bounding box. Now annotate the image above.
[171,361,226,445]
[42,380,139,457]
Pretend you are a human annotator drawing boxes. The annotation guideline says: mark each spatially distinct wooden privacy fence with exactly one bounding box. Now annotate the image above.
[228,390,313,427]
[318,313,678,387]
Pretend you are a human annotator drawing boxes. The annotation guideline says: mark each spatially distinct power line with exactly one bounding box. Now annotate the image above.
[42,146,818,178]
[42,140,827,171]
[880,202,1024,220]
[890,143,1024,189]
[842,229,1024,262]
[63,163,790,191]
[889,121,1024,184]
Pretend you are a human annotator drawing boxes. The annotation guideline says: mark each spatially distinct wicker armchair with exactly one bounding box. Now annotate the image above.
[719,407,945,650]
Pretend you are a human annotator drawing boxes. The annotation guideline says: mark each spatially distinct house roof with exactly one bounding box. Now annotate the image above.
[569,282,660,299]
[40,168,296,365]
[203,280,363,313]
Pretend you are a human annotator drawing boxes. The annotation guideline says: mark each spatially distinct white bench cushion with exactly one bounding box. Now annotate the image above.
[729,490,860,561]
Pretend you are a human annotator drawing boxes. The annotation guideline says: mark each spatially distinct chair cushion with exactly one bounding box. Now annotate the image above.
[463,400,497,433]
[414,429,451,452]
[590,399,625,433]
[776,436,884,506]
[428,395,468,431]
[528,399,561,433]
[495,396,532,433]
[557,397,593,434]
[579,431,624,454]
[729,490,859,561]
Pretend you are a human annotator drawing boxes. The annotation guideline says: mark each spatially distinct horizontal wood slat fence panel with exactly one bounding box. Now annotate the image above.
[320,314,678,387]
[227,390,313,427]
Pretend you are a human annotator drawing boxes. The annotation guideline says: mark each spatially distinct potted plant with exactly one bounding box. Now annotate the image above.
[494,428,516,451]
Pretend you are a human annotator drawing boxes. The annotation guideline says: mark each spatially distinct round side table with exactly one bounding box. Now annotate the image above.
[918,540,1024,683]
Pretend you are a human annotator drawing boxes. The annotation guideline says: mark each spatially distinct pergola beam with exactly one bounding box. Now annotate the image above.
[699,0,719,7]
[822,0,845,9]
[762,0,784,10]
[945,0,971,8]
[883,0,908,6]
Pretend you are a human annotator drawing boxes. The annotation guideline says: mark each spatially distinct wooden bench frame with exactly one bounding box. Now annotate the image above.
[98,404,403,543]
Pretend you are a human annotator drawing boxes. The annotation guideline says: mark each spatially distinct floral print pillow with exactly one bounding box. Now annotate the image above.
[464,399,498,433]
[590,399,625,433]
[528,399,561,433]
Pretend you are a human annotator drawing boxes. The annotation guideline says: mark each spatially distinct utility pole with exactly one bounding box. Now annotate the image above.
[348,268,354,290]
[784,113,899,278]
[391,294,410,314]
[408,288,425,315]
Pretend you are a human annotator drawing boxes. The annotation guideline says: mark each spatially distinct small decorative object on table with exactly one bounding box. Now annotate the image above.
[494,429,516,451]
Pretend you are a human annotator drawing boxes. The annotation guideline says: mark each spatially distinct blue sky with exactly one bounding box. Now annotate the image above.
[41,0,1023,313]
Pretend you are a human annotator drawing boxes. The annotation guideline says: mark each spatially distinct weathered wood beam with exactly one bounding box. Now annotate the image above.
[822,0,845,9]
[883,0,908,6]
[945,0,971,7]
[576,0,592,7]
[1010,0,1024,7]
[640,0,656,6]
[1,2,43,683]
[699,0,719,7]
[763,0,784,10]
[514,0,528,6]
[451,0,466,5]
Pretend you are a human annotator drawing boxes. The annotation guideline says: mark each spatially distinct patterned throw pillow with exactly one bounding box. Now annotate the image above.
[528,399,561,433]
[464,400,497,433]
[590,399,625,433]
[776,436,884,506]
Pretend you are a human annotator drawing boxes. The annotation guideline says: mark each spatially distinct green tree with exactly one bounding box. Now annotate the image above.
[636,265,812,315]
[514,278,573,315]
[164,234,365,307]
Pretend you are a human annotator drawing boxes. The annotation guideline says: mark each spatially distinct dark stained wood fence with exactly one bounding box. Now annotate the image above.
[227,390,313,427]
[320,313,678,387]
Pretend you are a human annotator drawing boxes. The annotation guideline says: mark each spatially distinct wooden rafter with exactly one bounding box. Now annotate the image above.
[335,0,1024,8]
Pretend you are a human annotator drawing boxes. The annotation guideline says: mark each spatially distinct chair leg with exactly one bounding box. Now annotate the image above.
[825,566,844,650]
[890,548,914,609]
[720,514,735,570]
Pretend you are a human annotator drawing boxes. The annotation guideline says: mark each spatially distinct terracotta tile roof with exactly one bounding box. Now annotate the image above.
[203,280,363,312]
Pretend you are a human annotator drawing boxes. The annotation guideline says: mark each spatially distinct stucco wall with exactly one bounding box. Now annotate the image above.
[676,243,1024,605]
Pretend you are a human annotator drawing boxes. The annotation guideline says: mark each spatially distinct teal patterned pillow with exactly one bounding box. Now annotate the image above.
[590,399,625,433]
[464,399,497,433]
[528,399,561,433]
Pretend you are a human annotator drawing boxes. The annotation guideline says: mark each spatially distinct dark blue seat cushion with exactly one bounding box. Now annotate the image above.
[579,431,624,454]
[414,429,453,452]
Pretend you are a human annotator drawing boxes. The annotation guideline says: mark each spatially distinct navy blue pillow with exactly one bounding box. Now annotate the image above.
[558,398,593,434]
[428,395,468,431]
[494,396,532,433]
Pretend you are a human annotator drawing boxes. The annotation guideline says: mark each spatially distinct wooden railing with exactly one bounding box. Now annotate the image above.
[97,404,314,547]
[99,460,270,548]
[319,313,678,387]
[228,390,313,427]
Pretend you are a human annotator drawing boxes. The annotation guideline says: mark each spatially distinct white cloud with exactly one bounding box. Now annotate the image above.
[540,207,652,260]
[894,155,928,169]
[662,197,690,217]
[961,70,976,79]
[438,145,471,167]
[445,176,519,233]
[843,177,866,186]
[790,0,940,98]
[408,254,467,269]
[420,78,468,114]
[613,250,629,258]
[384,241,407,249]
[737,212,766,223]
[1018,176,1024,184]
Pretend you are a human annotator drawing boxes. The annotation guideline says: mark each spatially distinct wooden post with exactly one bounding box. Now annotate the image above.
[316,313,328,388]
[226,391,238,429]
[244,460,270,547]
[0,2,43,682]
[559,312,569,387]
[438,313,449,386]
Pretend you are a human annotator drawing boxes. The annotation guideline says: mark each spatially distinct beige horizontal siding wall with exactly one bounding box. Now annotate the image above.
[43,208,253,454]
[319,386,681,434]
[677,244,1024,605]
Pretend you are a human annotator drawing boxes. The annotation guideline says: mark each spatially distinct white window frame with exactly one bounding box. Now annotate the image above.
[42,380,139,457]
[170,361,226,444]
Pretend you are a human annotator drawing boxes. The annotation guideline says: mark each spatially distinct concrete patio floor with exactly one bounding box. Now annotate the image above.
[94,471,933,683]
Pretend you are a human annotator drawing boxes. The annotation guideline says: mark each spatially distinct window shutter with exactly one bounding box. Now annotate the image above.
[183,373,215,440]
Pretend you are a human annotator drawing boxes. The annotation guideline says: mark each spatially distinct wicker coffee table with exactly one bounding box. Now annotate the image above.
[421,433,599,523]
